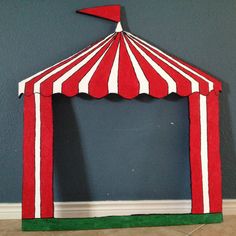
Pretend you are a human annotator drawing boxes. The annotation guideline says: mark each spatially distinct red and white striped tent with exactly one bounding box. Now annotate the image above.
[19,5,222,220]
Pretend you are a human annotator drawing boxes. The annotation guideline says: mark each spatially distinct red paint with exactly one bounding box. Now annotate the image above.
[22,95,36,219]
[62,36,114,96]
[89,34,120,98]
[24,52,83,96]
[207,92,222,212]
[40,95,54,218]
[118,34,139,98]
[125,35,168,98]
[23,33,221,98]
[174,57,222,92]
[40,35,114,96]
[189,93,204,213]
[127,34,211,95]
[78,5,121,22]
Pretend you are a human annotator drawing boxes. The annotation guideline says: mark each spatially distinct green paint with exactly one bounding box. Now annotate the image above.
[22,213,223,231]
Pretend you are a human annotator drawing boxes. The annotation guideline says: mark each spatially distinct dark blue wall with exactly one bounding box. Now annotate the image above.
[1,0,236,202]
[53,94,190,201]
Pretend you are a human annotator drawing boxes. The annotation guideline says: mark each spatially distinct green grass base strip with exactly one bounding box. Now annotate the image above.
[22,213,223,231]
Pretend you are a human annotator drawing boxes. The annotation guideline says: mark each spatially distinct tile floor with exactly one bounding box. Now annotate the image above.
[0,216,235,236]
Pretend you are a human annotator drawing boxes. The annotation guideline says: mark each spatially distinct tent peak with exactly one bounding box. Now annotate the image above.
[115,22,123,32]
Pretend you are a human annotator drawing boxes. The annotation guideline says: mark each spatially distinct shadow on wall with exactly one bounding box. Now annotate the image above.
[53,95,91,202]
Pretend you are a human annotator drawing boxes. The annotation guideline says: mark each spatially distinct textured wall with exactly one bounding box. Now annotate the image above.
[0,0,235,202]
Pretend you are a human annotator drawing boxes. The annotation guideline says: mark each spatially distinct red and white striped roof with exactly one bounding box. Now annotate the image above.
[19,23,221,99]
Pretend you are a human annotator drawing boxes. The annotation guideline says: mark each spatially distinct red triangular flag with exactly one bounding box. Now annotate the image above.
[77,5,121,22]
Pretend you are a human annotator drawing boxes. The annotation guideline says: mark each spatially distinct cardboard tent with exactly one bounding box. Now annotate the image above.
[19,5,223,231]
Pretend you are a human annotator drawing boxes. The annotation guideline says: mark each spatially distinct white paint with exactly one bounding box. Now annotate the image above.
[19,69,46,96]
[18,61,73,96]
[108,43,120,93]
[18,34,113,96]
[1,200,234,219]
[34,93,41,218]
[126,35,177,94]
[78,41,113,93]
[123,35,149,94]
[126,31,214,91]
[127,34,199,93]
[34,36,111,93]
[52,34,115,94]
[200,95,210,213]
[115,22,123,32]
[52,35,114,93]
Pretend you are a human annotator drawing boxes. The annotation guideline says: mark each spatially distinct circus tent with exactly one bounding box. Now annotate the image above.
[19,5,222,220]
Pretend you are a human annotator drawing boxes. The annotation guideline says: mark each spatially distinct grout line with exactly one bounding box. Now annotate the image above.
[187,224,205,235]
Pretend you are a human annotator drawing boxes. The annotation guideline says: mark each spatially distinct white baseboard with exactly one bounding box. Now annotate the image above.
[222,199,236,215]
[0,203,21,219]
[0,200,235,219]
[54,200,192,218]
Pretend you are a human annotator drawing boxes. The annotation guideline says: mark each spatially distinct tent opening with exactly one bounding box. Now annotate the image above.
[53,94,191,205]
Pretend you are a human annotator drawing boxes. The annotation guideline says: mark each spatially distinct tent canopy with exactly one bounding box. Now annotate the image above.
[18,6,221,99]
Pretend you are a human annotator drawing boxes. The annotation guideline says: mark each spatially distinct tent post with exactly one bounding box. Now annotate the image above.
[206,91,222,213]
[22,94,36,219]
[189,93,204,214]
[189,92,222,214]
[22,94,54,219]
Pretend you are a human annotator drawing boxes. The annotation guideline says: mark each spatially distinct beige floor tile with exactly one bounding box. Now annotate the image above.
[0,227,186,236]
[54,227,186,236]
[0,220,20,232]
[95,227,186,236]
[168,224,205,234]
[191,215,236,236]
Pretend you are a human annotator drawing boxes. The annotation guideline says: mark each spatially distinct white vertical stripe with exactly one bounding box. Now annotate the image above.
[200,95,210,213]
[127,34,199,93]
[108,43,120,94]
[34,93,41,218]
[53,35,115,94]
[79,41,114,93]
[123,36,149,94]
[126,31,214,91]
[126,36,177,94]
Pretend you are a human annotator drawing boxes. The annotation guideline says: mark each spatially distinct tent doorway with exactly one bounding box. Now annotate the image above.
[53,94,191,207]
